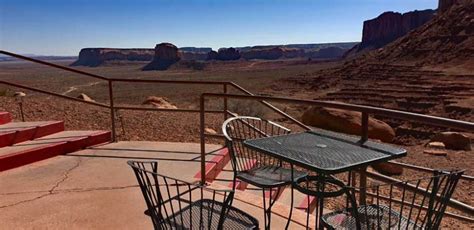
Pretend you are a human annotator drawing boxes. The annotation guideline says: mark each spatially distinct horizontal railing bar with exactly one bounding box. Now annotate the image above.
[228,82,311,130]
[225,110,238,117]
[0,80,110,108]
[389,161,474,182]
[109,78,228,85]
[203,133,226,139]
[0,50,109,81]
[366,170,474,215]
[202,93,474,132]
[113,106,223,113]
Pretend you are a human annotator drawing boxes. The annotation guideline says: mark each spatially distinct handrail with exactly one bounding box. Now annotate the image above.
[227,82,311,130]
[389,161,474,182]
[110,78,229,85]
[200,93,474,132]
[199,92,474,216]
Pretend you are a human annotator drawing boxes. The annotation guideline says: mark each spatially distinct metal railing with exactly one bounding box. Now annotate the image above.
[199,93,474,219]
[0,50,303,142]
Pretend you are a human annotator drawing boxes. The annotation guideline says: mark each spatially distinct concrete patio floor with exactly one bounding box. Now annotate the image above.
[0,141,312,229]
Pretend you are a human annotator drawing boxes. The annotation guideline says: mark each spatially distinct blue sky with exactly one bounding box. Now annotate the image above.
[0,0,437,55]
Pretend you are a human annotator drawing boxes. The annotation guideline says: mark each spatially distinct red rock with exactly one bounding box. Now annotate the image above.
[242,47,285,60]
[423,149,448,156]
[142,96,177,109]
[179,51,208,61]
[208,48,240,61]
[365,1,474,65]
[77,93,95,102]
[142,43,181,71]
[438,0,470,13]
[352,9,435,54]
[301,107,395,143]
[372,162,403,176]
[431,132,471,150]
[71,48,154,67]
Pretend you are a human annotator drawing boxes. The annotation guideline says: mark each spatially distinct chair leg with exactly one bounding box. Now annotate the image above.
[262,187,280,230]
[262,189,269,229]
[285,185,294,229]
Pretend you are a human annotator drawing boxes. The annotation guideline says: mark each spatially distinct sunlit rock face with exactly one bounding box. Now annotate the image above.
[142,43,181,71]
[71,48,154,67]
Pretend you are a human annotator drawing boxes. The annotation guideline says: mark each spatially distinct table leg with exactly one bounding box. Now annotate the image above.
[359,167,368,205]
[285,164,295,229]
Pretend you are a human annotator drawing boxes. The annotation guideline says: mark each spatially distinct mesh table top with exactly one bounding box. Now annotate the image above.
[243,129,406,174]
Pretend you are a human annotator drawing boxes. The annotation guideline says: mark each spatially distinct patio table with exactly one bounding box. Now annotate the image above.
[243,129,407,204]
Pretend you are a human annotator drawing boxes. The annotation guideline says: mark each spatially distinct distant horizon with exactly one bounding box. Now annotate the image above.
[1,0,437,56]
[1,41,360,57]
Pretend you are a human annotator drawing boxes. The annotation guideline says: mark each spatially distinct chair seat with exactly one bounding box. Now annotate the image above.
[322,205,419,230]
[237,165,308,188]
[163,199,258,229]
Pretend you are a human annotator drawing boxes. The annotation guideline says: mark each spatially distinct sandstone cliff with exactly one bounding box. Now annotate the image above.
[367,1,474,66]
[72,47,211,67]
[71,48,154,67]
[142,43,181,71]
[208,48,241,61]
[346,9,436,57]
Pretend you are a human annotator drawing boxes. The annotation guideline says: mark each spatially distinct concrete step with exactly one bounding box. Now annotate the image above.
[0,130,111,171]
[0,112,11,125]
[0,121,64,147]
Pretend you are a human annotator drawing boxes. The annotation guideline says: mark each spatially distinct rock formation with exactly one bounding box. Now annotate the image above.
[241,47,309,60]
[431,132,471,150]
[369,1,474,65]
[242,47,285,60]
[301,107,395,143]
[282,48,306,58]
[346,9,436,56]
[77,93,95,102]
[142,43,181,71]
[438,0,472,13]
[179,51,208,61]
[206,51,218,60]
[306,46,346,59]
[72,42,358,65]
[142,96,177,109]
[71,48,154,67]
[207,48,241,61]
[372,163,403,176]
[71,47,212,67]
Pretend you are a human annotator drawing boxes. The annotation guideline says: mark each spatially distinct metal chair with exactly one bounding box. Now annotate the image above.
[222,116,308,229]
[128,160,259,230]
[294,170,464,229]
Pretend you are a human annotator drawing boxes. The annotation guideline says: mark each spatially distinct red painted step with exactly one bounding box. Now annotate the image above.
[264,186,286,200]
[0,130,111,172]
[0,112,11,125]
[194,148,230,182]
[296,195,317,213]
[0,121,64,147]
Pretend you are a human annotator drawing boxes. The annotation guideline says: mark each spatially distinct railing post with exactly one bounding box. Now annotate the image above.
[223,83,228,120]
[200,94,206,185]
[108,80,117,142]
[361,112,369,142]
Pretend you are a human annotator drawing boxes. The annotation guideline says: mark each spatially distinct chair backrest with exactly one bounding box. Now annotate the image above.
[222,116,291,173]
[127,161,234,229]
[354,170,464,229]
